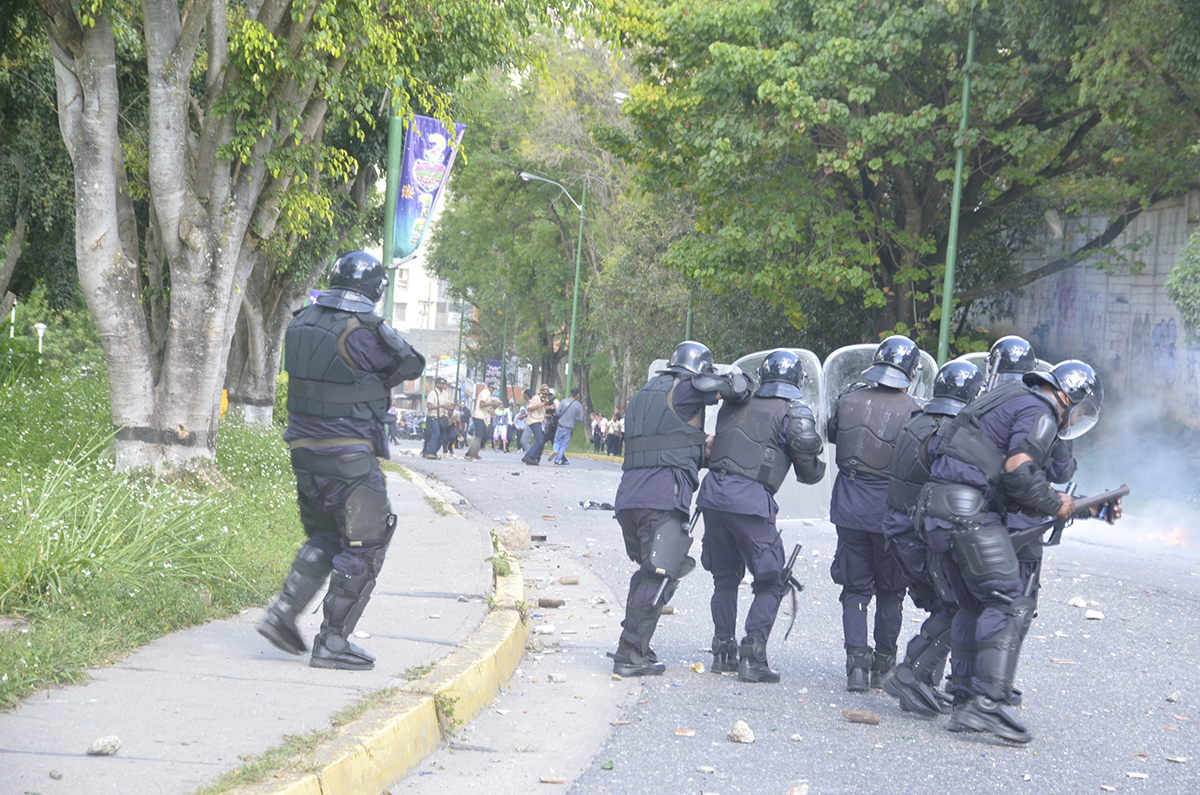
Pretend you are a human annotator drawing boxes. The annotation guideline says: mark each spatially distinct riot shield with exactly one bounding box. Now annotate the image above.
[821,343,936,423]
[731,349,824,430]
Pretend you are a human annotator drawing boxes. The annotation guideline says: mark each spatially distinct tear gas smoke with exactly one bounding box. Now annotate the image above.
[1071,394,1200,559]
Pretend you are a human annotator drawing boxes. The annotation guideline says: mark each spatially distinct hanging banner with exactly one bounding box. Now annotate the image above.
[392,115,466,260]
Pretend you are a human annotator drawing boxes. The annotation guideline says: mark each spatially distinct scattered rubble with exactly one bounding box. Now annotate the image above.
[728,720,755,743]
[1167,690,1183,703]
[1085,610,1105,620]
[840,709,881,725]
[87,736,121,756]
[495,520,531,550]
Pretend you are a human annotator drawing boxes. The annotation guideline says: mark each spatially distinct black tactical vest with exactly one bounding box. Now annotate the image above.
[285,305,394,422]
[622,374,708,487]
[833,386,920,479]
[886,412,950,514]
[708,396,793,494]
[935,380,1057,492]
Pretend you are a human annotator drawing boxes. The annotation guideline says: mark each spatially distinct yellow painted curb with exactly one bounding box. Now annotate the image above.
[225,536,527,795]
[393,464,459,515]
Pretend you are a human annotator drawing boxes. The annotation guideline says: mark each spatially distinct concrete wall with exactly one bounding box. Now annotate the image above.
[985,189,1200,429]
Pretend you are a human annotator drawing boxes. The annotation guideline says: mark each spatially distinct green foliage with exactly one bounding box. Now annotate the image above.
[0,369,302,708]
[607,0,1200,349]
[487,528,513,577]
[1167,228,1200,344]
[273,372,289,427]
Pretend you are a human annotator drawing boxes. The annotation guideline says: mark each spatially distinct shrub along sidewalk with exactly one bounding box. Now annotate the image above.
[0,369,301,708]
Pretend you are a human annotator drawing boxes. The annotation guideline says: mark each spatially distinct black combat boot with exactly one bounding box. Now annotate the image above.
[258,544,332,655]
[846,647,873,692]
[882,662,943,716]
[710,637,739,674]
[870,652,895,689]
[951,695,1032,743]
[737,639,780,684]
[607,639,665,677]
[310,569,377,671]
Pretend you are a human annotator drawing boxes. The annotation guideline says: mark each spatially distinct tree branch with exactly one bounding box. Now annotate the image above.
[952,199,1150,303]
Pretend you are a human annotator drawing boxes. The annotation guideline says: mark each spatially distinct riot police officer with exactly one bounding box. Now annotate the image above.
[880,360,985,715]
[921,359,1114,742]
[986,335,1038,387]
[828,335,923,692]
[258,251,425,670]
[699,350,826,682]
[608,341,750,676]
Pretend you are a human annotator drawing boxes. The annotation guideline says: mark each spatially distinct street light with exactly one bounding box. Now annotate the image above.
[519,171,587,398]
[33,322,46,363]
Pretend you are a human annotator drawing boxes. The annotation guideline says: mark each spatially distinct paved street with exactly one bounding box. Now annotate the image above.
[395,442,1198,795]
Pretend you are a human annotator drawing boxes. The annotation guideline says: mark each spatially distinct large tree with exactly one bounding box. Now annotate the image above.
[34,0,587,470]
[604,0,1200,346]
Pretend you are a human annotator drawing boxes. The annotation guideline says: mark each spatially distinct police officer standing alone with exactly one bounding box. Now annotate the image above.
[828,336,923,691]
[259,251,425,670]
[699,350,826,683]
[607,342,750,676]
[921,359,1117,742]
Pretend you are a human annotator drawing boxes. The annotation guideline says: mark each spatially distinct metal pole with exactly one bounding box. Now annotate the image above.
[382,112,404,325]
[564,182,586,398]
[499,293,510,404]
[455,298,465,405]
[936,26,976,366]
[422,284,432,412]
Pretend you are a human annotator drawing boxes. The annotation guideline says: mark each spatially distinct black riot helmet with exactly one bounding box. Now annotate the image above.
[988,335,1037,386]
[317,250,389,313]
[658,340,715,376]
[925,361,985,416]
[1024,360,1103,440]
[862,335,921,389]
[755,349,805,400]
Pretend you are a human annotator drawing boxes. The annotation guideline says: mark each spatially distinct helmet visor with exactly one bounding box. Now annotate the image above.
[1059,395,1101,440]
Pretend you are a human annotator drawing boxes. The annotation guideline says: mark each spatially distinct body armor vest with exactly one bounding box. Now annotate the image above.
[935,380,1057,493]
[285,305,395,422]
[708,396,792,495]
[622,374,707,487]
[886,412,949,514]
[833,387,920,479]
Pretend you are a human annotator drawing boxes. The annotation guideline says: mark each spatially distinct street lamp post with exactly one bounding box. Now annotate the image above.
[519,171,586,398]
[33,321,46,364]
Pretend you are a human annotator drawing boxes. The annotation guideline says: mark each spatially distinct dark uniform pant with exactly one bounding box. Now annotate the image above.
[290,446,390,577]
[830,526,907,655]
[616,507,687,649]
[700,508,787,646]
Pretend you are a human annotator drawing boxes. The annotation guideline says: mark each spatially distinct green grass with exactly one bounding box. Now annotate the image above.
[0,367,303,709]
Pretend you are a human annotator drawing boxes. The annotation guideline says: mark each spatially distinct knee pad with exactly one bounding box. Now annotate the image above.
[341,482,390,547]
[953,524,1018,584]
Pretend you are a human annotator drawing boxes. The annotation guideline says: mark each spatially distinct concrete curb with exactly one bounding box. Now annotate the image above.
[227,468,528,795]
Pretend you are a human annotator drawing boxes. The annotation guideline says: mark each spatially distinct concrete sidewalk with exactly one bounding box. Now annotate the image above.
[0,466,528,795]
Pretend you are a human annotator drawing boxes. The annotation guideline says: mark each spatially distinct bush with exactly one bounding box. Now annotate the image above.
[1167,228,1200,344]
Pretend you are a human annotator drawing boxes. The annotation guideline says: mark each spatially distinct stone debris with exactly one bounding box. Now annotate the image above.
[1067,596,1088,607]
[790,734,803,742]
[495,520,531,551]
[676,729,696,736]
[840,709,881,725]
[1166,756,1188,763]
[49,770,62,780]
[538,598,565,608]
[1085,610,1105,620]
[661,606,678,614]
[558,577,580,585]
[539,775,566,784]
[353,630,371,638]
[696,765,715,773]
[1166,690,1182,703]
[533,624,556,635]
[87,736,121,756]
[547,673,567,683]
[611,673,622,681]
[727,720,755,743]
[1101,786,1116,792]
[1127,771,1149,779]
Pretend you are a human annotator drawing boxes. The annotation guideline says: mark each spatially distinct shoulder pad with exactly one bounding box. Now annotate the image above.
[1014,411,1058,465]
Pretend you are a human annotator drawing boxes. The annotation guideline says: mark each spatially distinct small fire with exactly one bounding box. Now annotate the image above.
[1143,526,1196,547]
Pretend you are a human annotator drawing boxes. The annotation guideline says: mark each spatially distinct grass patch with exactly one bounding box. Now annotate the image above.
[423,494,453,516]
[190,729,330,794]
[0,368,303,709]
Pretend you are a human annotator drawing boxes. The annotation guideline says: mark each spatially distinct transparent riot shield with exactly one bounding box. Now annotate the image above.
[730,349,824,430]
[821,343,937,423]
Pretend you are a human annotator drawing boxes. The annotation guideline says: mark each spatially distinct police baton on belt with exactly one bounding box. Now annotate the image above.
[781,542,806,640]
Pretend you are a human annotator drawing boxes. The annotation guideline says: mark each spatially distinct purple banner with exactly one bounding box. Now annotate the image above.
[485,360,502,384]
[392,115,466,260]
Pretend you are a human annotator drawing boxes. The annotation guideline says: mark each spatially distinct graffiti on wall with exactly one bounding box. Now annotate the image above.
[1152,318,1178,387]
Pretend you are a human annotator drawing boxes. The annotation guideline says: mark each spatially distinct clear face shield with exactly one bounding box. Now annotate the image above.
[1059,395,1101,440]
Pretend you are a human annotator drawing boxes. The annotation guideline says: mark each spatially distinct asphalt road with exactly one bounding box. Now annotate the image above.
[398,443,1199,795]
